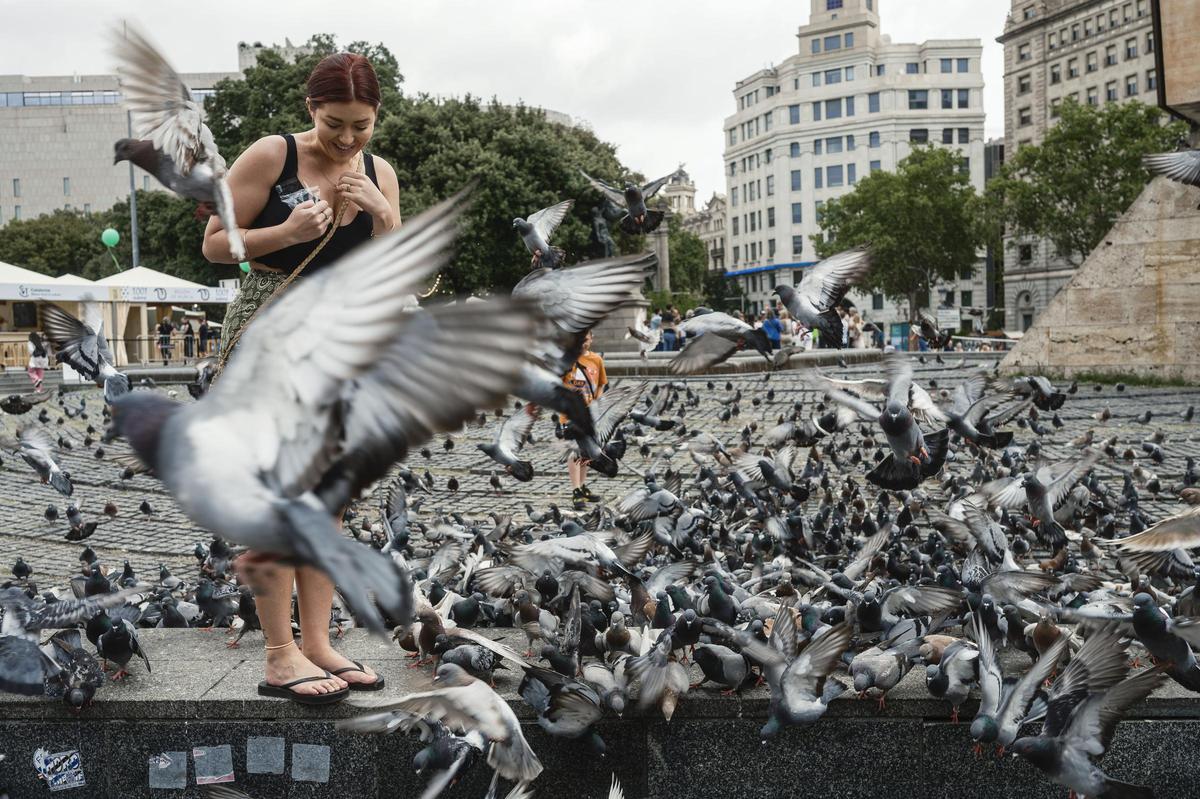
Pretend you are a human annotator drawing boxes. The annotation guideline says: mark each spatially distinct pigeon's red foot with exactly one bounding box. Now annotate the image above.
[972,743,984,758]
[225,641,240,649]
[111,669,130,681]
[995,745,1006,758]
[720,688,740,697]
[950,707,959,724]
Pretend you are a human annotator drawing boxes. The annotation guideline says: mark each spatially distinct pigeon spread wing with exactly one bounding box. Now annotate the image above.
[512,254,654,334]
[797,247,871,312]
[669,334,739,375]
[205,191,472,500]
[579,170,629,208]
[640,173,673,199]
[1109,506,1200,553]
[527,199,574,242]
[1144,150,1200,187]
[824,389,880,424]
[40,305,116,381]
[113,24,217,176]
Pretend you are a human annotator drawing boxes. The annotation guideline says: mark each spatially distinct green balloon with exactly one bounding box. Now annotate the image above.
[239,261,251,274]
[100,228,120,248]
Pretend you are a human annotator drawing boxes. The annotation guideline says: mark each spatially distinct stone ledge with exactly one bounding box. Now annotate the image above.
[2,630,1199,798]
[602,348,883,377]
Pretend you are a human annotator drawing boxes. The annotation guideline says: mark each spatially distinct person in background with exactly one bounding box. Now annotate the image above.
[563,330,607,510]
[661,306,679,352]
[198,317,210,356]
[157,316,175,366]
[907,326,919,352]
[27,332,49,393]
[183,319,195,361]
[761,308,783,351]
[778,309,794,350]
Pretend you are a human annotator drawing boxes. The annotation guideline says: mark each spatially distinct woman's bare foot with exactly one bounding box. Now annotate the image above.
[264,641,346,696]
[303,643,380,687]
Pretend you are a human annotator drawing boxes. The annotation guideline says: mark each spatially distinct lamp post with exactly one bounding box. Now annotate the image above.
[126,109,140,268]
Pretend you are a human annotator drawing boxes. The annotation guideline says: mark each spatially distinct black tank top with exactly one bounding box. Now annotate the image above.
[248,133,379,275]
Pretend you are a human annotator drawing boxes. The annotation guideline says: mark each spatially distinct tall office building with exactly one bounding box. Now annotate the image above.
[722,0,987,341]
[997,0,1158,329]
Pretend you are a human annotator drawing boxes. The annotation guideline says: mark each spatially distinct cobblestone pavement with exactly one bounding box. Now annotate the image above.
[3,355,1198,590]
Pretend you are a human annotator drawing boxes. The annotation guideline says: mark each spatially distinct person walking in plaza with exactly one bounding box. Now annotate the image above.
[661,305,679,352]
[200,51,401,704]
[26,331,49,393]
[197,317,210,356]
[156,316,175,366]
[563,329,607,511]
[761,308,783,352]
[182,320,195,361]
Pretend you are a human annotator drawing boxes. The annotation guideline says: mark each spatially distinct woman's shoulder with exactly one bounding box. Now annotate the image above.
[235,135,289,169]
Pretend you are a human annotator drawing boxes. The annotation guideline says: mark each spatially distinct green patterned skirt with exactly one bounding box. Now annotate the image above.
[218,269,290,357]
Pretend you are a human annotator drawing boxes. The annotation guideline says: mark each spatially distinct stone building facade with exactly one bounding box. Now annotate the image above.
[722,0,988,342]
[997,0,1159,329]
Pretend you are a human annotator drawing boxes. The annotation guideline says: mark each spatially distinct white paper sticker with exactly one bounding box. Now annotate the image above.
[33,748,85,792]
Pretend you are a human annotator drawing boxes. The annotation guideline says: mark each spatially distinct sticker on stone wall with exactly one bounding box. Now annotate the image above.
[246,736,285,775]
[193,745,235,785]
[291,743,330,783]
[147,752,187,789]
[32,748,85,792]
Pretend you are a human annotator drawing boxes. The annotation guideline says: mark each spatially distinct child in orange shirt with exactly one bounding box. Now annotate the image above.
[563,330,607,510]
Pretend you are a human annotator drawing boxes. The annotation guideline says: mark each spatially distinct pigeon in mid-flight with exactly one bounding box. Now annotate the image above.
[580,170,672,234]
[111,23,245,261]
[39,304,130,404]
[670,310,772,374]
[1,425,73,496]
[513,199,573,269]
[107,190,535,633]
[1144,148,1200,206]
[773,246,872,347]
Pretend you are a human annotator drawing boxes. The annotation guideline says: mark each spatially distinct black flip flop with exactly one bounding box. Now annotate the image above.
[330,660,385,691]
[257,671,348,705]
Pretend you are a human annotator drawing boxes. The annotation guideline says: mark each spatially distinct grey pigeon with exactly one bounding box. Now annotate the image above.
[671,311,772,374]
[513,199,572,268]
[111,24,244,260]
[40,305,130,403]
[107,191,534,633]
[978,450,1100,548]
[40,629,105,710]
[580,169,672,234]
[477,407,535,482]
[773,247,872,346]
[1,425,73,496]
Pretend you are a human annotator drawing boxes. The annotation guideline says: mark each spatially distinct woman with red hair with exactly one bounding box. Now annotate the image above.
[201,52,400,704]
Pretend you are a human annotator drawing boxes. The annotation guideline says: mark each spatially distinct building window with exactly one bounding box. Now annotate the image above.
[846,134,856,150]
[1018,74,1032,94]
[1086,51,1098,73]
[1068,58,1079,78]
[1023,5,1035,19]
[768,239,776,259]
[824,34,842,51]
[62,177,70,196]
[1018,107,1033,126]
[957,57,969,72]
[1137,0,1147,16]
[825,68,841,85]
[1019,244,1033,263]
[1146,32,1155,54]
[815,139,823,155]
[812,102,822,121]
[766,175,775,196]
[827,137,843,154]
[958,127,969,144]
[791,203,803,224]
[1124,2,1132,21]
[733,217,739,236]
[1147,69,1157,91]
[1050,32,1058,49]
[791,170,802,191]
[816,201,825,223]
[848,163,857,184]
[729,128,737,146]
[909,128,929,143]
[789,104,800,124]
[1018,43,1031,62]
[872,293,884,310]
[1072,24,1080,41]
[730,162,737,176]
[13,206,20,220]
[958,89,969,108]
[814,168,823,189]
[942,127,955,144]
[868,92,880,113]
[845,66,855,81]
[1106,45,1117,66]
[910,89,929,110]
[1125,37,1137,60]
[1126,74,1138,96]
[731,187,738,206]
[790,142,800,157]
[845,32,854,48]
[765,147,773,163]
[826,0,843,9]
[1050,63,1061,84]
[812,73,822,87]
[792,236,804,256]
[1106,80,1118,101]
[826,165,844,187]
[906,62,919,74]
[1084,19,1093,37]
[825,98,842,119]
[940,58,952,74]
[812,39,821,54]
[845,96,855,116]
[767,207,776,227]
[83,203,90,213]
[869,130,881,147]
[1087,86,1099,106]
[870,160,881,172]
[733,246,740,264]
[961,290,973,308]
[941,89,953,109]
[11,178,19,198]
[876,64,886,76]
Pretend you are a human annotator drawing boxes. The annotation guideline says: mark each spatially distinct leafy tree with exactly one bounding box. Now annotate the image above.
[206,34,404,161]
[701,270,744,314]
[983,100,1187,264]
[371,96,638,294]
[0,210,105,276]
[813,145,983,320]
[666,213,707,294]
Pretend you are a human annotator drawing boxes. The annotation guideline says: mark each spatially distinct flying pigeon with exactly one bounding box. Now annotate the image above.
[513,199,573,269]
[39,304,130,404]
[580,169,672,234]
[773,247,872,347]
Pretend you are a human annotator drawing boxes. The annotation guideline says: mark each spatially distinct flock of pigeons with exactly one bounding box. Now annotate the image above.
[2,20,1200,799]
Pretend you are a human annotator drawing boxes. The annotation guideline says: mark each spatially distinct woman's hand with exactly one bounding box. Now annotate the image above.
[282,197,334,245]
[337,172,391,221]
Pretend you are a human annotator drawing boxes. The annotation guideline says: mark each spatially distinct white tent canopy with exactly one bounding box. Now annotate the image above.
[95,265,236,304]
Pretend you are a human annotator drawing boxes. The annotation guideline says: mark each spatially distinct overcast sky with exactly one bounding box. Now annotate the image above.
[0,0,1012,200]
